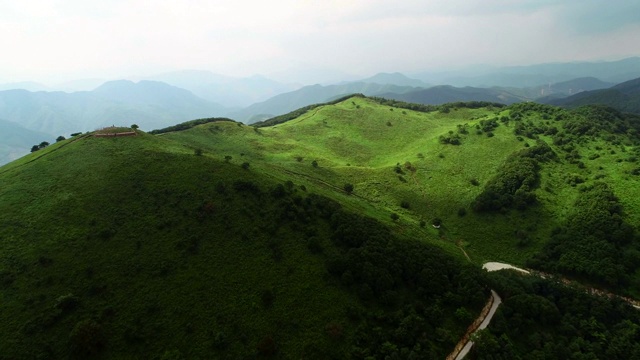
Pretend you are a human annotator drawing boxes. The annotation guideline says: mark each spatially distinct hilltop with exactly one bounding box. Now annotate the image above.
[0,120,486,359]
[2,96,640,358]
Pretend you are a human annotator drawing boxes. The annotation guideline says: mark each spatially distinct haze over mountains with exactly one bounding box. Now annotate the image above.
[1,57,640,165]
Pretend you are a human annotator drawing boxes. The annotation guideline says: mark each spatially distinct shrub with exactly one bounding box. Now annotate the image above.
[343,183,354,194]
[400,201,410,209]
[257,335,277,356]
[390,213,399,221]
[311,160,318,168]
[69,319,105,357]
[241,162,250,170]
[458,208,467,217]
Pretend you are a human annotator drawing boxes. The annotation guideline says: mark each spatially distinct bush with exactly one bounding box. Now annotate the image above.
[390,213,399,221]
[241,162,250,170]
[311,160,318,168]
[69,319,105,357]
[458,208,467,217]
[257,335,277,356]
[400,201,410,209]
[343,183,354,194]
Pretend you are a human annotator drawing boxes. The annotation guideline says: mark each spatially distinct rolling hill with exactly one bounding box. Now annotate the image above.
[2,96,640,358]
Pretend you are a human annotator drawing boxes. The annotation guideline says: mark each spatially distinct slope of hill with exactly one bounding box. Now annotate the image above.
[174,97,640,292]
[2,96,640,358]
[547,77,640,114]
[0,124,488,359]
[0,81,228,137]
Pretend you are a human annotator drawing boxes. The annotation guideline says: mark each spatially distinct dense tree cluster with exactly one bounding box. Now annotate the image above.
[529,182,639,289]
[148,117,237,134]
[326,210,488,358]
[472,140,556,212]
[472,271,640,359]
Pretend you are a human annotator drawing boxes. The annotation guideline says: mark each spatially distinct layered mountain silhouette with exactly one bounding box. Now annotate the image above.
[546,77,640,114]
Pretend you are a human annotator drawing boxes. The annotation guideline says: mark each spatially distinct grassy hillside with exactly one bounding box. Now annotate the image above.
[2,95,640,358]
[0,128,487,359]
[163,97,640,293]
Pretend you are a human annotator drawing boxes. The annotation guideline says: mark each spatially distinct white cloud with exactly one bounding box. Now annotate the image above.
[0,0,638,83]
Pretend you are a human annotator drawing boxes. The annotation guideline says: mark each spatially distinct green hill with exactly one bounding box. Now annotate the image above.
[0,123,487,359]
[2,95,640,358]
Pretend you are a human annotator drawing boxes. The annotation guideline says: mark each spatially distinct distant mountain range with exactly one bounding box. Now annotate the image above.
[2,57,640,165]
[546,77,640,114]
[0,119,52,165]
[414,57,640,87]
[0,80,227,137]
[138,70,299,107]
[232,82,421,123]
[378,85,527,105]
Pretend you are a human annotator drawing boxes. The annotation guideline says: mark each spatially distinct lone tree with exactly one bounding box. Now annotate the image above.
[131,124,139,130]
[343,183,354,194]
[56,136,66,142]
[30,145,39,153]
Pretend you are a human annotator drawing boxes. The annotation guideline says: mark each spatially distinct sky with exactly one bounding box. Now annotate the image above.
[1,0,639,84]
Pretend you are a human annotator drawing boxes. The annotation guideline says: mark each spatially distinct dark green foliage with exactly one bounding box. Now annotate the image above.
[69,319,105,358]
[458,207,467,217]
[529,182,638,289]
[70,132,82,137]
[149,117,237,134]
[343,183,354,194]
[241,162,250,170]
[327,210,488,358]
[311,160,318,168]
[400,200,410,209]
[473,141,556,212]
[194,148,203,156]
[390,213,399,221]
[56,136,66,142]
[439,133,462,145]
[477,271,640,359]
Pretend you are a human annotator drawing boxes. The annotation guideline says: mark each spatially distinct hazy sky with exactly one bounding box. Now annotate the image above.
[1,0,639,84]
